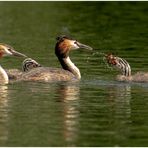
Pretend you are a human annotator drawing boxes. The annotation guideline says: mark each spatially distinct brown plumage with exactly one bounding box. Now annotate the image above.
[6,58,41,80]
[17,36,93,82]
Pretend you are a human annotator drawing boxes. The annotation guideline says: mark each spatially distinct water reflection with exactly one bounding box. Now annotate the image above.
[0,85,9,145]
[107,83,131,146]
[56,83,80,146]
[0,81,80,146]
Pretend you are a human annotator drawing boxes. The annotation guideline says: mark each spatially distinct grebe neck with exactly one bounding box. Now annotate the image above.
[0,65,8,84]
[119,58,131,77]
[58,56,81,79]
[123,66,131,77]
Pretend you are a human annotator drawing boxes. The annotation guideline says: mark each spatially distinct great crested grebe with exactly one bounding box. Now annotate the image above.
[18,36,93,82]
[105,53,148,82]
[0,43,27,84]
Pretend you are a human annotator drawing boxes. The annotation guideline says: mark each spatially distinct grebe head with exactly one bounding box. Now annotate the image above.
[105,53,118,66]
[55,35,93,58]
[22,58,41,72]
[0,44,27,58]
[105,53,131,77]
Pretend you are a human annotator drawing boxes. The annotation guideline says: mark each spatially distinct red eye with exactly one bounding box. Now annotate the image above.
[112,60,117,65]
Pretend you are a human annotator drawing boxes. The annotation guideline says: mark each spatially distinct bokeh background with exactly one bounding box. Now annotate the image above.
[0,1,148,146]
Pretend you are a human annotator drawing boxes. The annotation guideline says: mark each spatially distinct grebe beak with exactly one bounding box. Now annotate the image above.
[76,41,93,50]
[10,49,27,58]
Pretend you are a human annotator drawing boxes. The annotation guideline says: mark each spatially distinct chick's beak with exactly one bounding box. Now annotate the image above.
[76,42,93,50]
[11,49,27,58]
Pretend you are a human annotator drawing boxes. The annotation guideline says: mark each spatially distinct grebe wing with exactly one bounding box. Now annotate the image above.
[116,72,148,82]
[5,58,42,80]
[5,69,23,80]
[20,67,77,82]
[132,72,148,82]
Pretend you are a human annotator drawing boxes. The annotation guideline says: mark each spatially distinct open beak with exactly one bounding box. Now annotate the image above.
[11,49,27,58]
[76,42,93,51]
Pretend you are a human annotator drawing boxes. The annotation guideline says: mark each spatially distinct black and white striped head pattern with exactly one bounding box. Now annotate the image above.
[22,58,41,72]
[105,54,131,77]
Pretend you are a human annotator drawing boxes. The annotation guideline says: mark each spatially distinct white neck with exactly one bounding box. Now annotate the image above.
[63,56,81,79]
[0,65,9,84]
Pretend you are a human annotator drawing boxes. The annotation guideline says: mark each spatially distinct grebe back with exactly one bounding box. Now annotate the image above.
[6,58,41,80]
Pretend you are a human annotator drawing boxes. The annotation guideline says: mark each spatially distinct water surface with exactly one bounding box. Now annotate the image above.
[0,2,148,146]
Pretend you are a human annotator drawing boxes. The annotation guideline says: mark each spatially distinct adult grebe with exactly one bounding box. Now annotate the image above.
[0,43,27,84]
[19,36,93,82]
[105,54,148,82]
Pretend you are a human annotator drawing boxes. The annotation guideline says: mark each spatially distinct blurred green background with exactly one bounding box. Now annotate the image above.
[0,2,148,146]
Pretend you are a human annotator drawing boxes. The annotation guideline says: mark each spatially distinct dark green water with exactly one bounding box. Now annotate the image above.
[0,1,148,146]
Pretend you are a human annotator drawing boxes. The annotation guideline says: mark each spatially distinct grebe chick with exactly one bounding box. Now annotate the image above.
[6,58,41,80]
[20,36,93,82]
[0,44,27,84]
[105,54,148,83]
[22,58,42,72]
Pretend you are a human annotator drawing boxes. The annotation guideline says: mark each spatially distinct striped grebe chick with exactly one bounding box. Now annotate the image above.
[6,58,41,80]
[105,53,148,83]
[19,36,93,82]
[0,44,27,84]
[22,58,41,72]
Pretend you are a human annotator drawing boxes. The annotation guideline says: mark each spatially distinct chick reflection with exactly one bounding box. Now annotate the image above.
[0,85,9,145]
[107,84,131,146]
[56,83,80,146]
[108,84,131,118]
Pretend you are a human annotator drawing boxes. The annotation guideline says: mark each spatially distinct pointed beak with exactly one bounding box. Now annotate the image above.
[11,49,27,58]
[76,42,93,50]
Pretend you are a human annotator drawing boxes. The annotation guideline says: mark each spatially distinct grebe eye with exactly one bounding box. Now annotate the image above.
[7,48,12,51]
[74,41,78,45]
